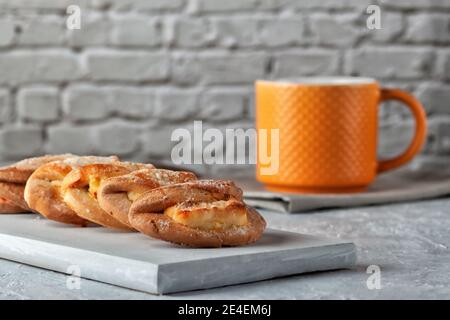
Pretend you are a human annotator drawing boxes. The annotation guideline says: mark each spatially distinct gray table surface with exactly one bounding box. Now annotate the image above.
[1,197,449,300]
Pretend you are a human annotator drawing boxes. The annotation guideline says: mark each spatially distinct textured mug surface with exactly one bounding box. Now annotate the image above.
[256,77,427,193]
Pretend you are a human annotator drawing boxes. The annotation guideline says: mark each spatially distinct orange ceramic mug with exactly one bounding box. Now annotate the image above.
[256,77,427,193]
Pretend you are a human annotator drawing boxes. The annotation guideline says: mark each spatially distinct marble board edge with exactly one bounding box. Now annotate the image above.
[0,228,357,295]
[156,241,357,294]
[0,233,160,294]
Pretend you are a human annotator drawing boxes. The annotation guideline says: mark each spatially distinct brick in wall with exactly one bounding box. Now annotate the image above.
[17,87,59,122]
[405,14,450,44]
[371,12,404,42]
[213,17,305,48]
[193,0,277,13]
[0,126,43,157]
[259,17,304,47]
[427,117,450,154]
[382,0,450,9]
[110,16,163,47]
[46,123,96,155]
[154,89,200,121]
[416,82,450,114]
[378,120,415,158]
[111,87,154,119]
[0,89,10,124]
[310,13,360,47]
[68,13,110,47]
[0,19,15,47]
[172,18,215,48]
[86,50,169,82]
[63,85,111,121]
[94,0,185,12]
[17,16,66,46]
[271,50,339,77]
[172,52,267,85]
[199,89,247,122]
[281,0,370,10]
[349,47,434,79]
[141,125,180,158]
[0,50,81,85]
[96,120,140,155]
[213,17,259,48]
[441,51,450,80]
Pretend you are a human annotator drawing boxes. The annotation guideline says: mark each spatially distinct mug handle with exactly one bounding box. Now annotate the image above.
[377,88,427,173]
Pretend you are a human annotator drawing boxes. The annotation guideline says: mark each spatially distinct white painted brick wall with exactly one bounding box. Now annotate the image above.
[0,0,448,176]
[405,14,450,43]
[68,13,109,47]
[63,85,112,120]
[416,82,450,114]
[0,125,43,157]
[172,52,267,85]
[349,47,434,79]
[17,16,66,46]
[85,50,169,81]
[47,123,96,155]
[0,19,15,47]
[17,87,60,122]
[154,89,200,121]
[95,119,140,155]
[0,50,80,85]
[112,87,153,118]
[95,0,185,12]
[110,15,163,47]
[272,50,339,77]
[173,18,214,48]
[199,89,247,121]
[0,89,10,124]
[310,13,360,47]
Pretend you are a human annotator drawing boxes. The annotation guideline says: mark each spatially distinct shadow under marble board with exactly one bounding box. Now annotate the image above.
[0,214,356,294]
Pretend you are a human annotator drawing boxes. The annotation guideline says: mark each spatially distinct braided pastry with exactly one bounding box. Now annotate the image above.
[129,180,266,248]
[61,162,154,230]
[24,156,119,226]
[0,154,75,213]
[97,168,197,228]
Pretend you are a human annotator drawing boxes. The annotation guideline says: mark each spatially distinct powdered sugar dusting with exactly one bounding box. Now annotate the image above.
[62,156,118,168]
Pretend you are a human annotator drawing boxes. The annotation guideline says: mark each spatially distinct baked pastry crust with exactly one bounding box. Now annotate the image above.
[0,154,74,184]
[24,156,119,226]
[61,162,154,230]
[0,181,30,211]
[0,154,75,211]
[97,169,197,227]
[0,196,27,213]
[129,180,266,248]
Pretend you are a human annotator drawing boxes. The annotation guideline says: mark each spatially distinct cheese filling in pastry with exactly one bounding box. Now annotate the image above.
[164,199,248,230]
[129,180,266,248]
[61,162,154,230]
[88,175,102,198]
[24,155,120,225]
[97,168,197,227]
[127,191,142,202]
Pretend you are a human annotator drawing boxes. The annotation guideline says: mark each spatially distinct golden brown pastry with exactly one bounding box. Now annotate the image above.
[129,180,266,248]
[97,168,197,228]
[24,156,119,226]
[0,197,26,213]
[0,154,75,213]
[61,162,155,230]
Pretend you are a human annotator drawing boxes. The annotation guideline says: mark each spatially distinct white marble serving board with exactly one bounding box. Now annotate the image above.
[0,214,356,294]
